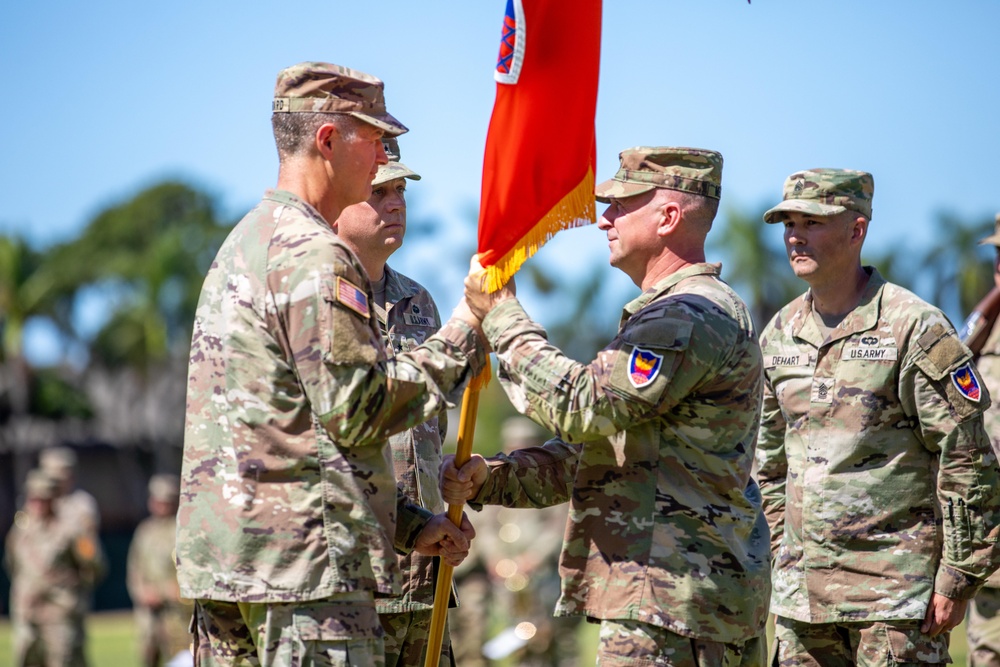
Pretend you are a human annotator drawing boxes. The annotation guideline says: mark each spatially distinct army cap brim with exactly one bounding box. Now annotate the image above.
[763,200,848,224]
[977,214,1000,247]
[372,161,421,187]
[594,177,657,204]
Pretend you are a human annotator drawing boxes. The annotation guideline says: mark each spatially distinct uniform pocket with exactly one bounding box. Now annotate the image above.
[884,624,950,664]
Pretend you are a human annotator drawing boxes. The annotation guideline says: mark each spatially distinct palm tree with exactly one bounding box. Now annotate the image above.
[708,204,802,329]
[919,211,994,323]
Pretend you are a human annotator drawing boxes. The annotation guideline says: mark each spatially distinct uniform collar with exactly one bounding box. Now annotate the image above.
[263,189,331,229]
[793,266,886,347]
[623,262,723,318]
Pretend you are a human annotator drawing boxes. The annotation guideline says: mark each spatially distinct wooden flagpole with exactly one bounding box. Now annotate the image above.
[423,358,491,667]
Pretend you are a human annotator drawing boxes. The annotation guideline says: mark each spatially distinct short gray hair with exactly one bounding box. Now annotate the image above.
[271,113,363,161]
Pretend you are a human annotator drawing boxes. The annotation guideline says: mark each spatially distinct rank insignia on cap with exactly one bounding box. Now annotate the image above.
[628,347,663,388]
[336,277,370,319]
[951,363,981,402]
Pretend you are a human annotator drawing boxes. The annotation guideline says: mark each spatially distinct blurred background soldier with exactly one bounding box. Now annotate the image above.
[5,469,105,666]
[39,447,101,533]
[452,416,578,667]
[127,473,192,667]
[964,213,1000,667]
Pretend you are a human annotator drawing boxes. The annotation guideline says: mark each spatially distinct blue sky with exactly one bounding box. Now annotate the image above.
[2,1,999,361]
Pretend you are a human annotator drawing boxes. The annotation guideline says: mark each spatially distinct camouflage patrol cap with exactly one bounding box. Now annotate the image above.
[763,168,874,223]
[977,213,1000,248]
[40,446,77,474]
[372,137,421,187]
[594,147,723,203]
[148,473,180,503]
[24,469,59,500]
[272,61,408,137]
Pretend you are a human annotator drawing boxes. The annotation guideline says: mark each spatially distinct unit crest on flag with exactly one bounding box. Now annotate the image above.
[628,347,663,388]
[951,362,981,402]
[495,0,525,84]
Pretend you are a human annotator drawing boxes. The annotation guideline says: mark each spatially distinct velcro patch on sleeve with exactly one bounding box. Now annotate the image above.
[335,277,370,319]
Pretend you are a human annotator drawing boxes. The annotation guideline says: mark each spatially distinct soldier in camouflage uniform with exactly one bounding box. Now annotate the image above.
[755,169,1000,666]
[5,469,105,667]
[444,147,772,666]
[332,137,455,667]
[128,473,193,667]
[175,62,487,667]
[40,447,100,534]
[966,215,1000,667]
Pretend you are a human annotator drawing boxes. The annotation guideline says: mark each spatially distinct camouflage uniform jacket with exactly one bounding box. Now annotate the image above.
[973,310,1000,588]
[374,265,448,613]
[473,263,772,644]
[176,189,486,606]
[4,512,104,623]
[756,267,1000,624]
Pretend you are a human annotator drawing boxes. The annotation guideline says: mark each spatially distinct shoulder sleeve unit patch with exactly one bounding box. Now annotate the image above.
[951,362,982,402]
[628,347,664,388]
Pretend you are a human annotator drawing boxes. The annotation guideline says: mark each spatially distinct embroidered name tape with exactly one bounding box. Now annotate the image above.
[842,346,898,361]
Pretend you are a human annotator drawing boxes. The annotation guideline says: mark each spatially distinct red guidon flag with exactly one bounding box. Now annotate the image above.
[477,0,602,292]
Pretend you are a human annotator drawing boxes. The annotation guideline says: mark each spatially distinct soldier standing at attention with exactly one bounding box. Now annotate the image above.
[755,169,1000,665]
[332,137,454,666]
[175,62,489,667]
[5,469,104,667]
[443,147,772,666]
[127,473,192,667]
[965,214,1000,667]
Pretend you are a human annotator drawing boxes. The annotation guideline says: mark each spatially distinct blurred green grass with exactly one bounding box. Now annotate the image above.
[0,610,970,665]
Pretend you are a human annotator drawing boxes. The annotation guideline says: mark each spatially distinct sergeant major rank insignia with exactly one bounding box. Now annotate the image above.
[951,363,982,402]
[628,347,663,388]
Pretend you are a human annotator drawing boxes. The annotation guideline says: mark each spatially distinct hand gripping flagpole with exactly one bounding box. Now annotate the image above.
[423,357,491,667]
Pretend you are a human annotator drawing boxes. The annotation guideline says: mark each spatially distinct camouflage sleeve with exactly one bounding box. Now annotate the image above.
[125,524,143,602]
[472,439,582,509]
[273,248,484,449]
[481,298,712,442]
[393,487,435,554]
[756,366,789,556]
[902,322,1000,599]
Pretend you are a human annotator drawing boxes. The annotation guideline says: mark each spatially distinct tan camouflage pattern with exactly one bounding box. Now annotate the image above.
[772,617,950,666]
[756,267,1000,625]
[969,587,1000,667]
[378,610,453,667]
[374,265,448,612]
[594,146,722,203]
[473,263,771,644]
[968,309,1000,665]
[272,61,407,137]
[373,138,420,187]
[597,619,765,667]
[127,513,193,666]
[176,188,485,616]
[4,504,105,666]
[763,168,874,223]
[370,265,455,666]
[192,595,384,666]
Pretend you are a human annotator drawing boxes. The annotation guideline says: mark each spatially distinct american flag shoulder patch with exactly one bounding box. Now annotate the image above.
[336,277,370,319]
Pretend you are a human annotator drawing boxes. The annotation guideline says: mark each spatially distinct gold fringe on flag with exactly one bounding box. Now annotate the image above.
[484,168,596,293]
